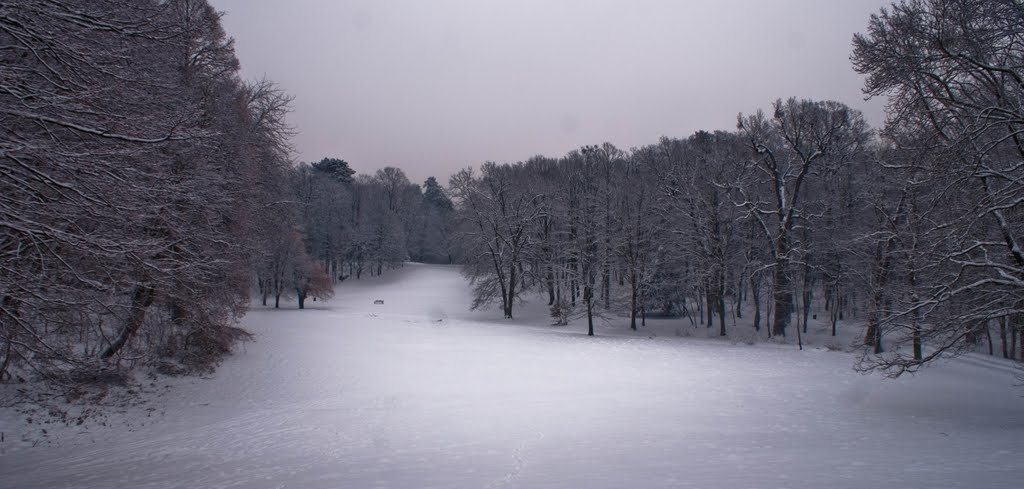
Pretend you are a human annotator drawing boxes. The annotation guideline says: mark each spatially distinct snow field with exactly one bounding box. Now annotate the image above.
[1,263,1022,488]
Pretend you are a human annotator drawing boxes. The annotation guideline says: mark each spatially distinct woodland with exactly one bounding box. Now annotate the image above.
[2,0,1023,394]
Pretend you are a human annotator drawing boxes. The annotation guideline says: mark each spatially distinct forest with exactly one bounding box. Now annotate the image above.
[2,0,1023,395]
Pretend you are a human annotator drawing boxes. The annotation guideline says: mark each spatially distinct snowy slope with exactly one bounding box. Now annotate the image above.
[1,263,1022,488]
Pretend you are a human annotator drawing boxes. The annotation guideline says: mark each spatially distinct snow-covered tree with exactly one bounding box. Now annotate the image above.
[852,0,1024,374]
[0,0,296,381]
[736,98,870,338]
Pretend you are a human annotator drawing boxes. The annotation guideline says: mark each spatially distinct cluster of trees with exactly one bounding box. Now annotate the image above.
[0,0,456,387]
[256,160,454,309]
[851,0,1024,375]
[3,0,1021,389]
[451,102,870,342]
[0,0,297,381]
[453,0,1024,375]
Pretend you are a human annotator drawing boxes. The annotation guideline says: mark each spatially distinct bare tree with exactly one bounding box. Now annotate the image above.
[450,164,544,319]
[0,0,295,383]
[852,0,1024,374]
[736,98,869,338]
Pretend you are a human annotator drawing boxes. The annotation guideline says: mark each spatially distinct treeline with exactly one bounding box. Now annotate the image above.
[0,0,297,381]
[450,102,870,341]
[451,0,1024,376]
[257,160,454,309]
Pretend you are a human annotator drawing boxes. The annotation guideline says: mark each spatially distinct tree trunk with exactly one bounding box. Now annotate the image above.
[602,266,610,309]
[505,260,517,319]
[735,276,743,319]
[585,285,594,336]
[705,283,714,329]
[802,288,812,334]
[872,302,885,354]
[547,265,556,306]
[985,320,994,355]
[1000,316,1009,358]
[771,258,791,337]
[912,327,922,361]
[1019,321,1023,360]
[751,276,761,332]
[865,292,882,347]
[796,315,803,350]
[718,294,727,337]
[273,276,282,309]
[258,277,267,306]
[831,286,839,336]
[101,282,156,359]
[1012,317,1020,360]
[697,288,704,325]
[630,270,638,331]
[0,296,18,380]
[0,332,12,381]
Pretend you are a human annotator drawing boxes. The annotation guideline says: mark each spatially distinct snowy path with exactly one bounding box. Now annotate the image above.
[2,263,1023,488]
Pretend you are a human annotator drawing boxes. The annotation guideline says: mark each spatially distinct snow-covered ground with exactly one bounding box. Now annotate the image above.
[2,263,1022,488]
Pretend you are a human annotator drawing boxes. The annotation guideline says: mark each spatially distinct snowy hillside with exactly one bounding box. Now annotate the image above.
[1,264,1022,488]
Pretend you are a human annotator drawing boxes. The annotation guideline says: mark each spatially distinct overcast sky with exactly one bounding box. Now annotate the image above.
[210,0,891,186]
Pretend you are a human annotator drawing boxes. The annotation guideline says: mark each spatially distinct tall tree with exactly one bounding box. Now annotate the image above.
[0,0,296,381]
[736,98,869,337]
[853,0,1024,373]
[450,164,544,319]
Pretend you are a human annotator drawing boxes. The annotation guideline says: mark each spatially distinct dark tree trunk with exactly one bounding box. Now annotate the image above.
[630,270,638,331]
[697,289,704,325]
[735,277,743,319]
[101,283,156,359]
[751,276,761,332]
[796,315,803,350]
[802,288,812,334]
[872,306,884,354]
[505,260,517,319]
[0,296,19,380]
[0,332,11,381]
[912,328,922,361]
[258,277,267,306]
[771,258,791,337]
[585,285,594,336]
[1000,316,1009,358]
[1018,322,1023,360]
[602,266,610,310]
[865,300,881,347]
[490,247,509,318]
[274,277,282,309]
[985,320,994,355]
[831,286,839,336]
[718,294,727,337]
[705,284,714,329]
[1012,317,1020,360]
[547,266,556,306]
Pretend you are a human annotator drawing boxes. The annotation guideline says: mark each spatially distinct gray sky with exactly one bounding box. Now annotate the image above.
[210,0,891,186]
